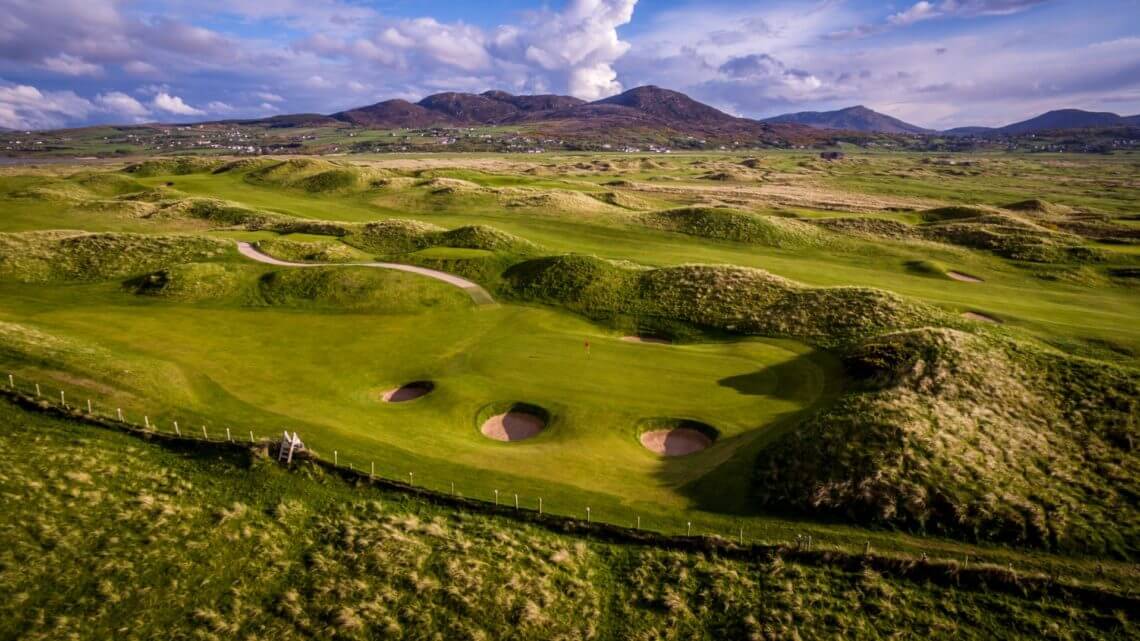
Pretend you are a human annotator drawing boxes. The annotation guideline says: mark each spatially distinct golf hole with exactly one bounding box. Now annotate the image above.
[639,419,718,456]
[479,402,549,442]
[381,380,435,403]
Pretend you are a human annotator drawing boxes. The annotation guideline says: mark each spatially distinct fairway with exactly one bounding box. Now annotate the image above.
[0,277,833,511]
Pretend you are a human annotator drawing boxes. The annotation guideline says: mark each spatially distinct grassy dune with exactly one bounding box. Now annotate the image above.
[1,402,1133,641]
[0,151,1138,632]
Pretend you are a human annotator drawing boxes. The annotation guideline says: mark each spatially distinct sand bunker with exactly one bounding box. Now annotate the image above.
[381,381,435,403]
[481,411,545,442]
[640,427,713,457]
[962,311,1002,324]
[621,336,671,345]
[947,271,984,283]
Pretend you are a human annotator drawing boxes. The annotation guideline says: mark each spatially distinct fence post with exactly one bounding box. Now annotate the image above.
[687,521,691,536]
[494,489,499,506]
[87,399,92,414]
[739,528,743,545]
[117,408,123,422]
[586,507,591,523]
[60,390,66,406]
[35,383,41,397]
[202,425,208,440]
[636,516,640,530]
[371,462,375,479]
[175,423,181,437]
[144,415,150,429]
[7,374,12,388]
[334,451,338,466]
[538,497,543,515]
[514,493,518,510]
[450,481,454,495]
[249,430,254,443]
[226,428,232,442]
[408,472,414,486]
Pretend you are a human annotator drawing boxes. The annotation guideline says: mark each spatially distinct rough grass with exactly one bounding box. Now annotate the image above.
[0,231,233,282]
[0,402,1131,641]
[253,238,369,263]
[638,207,837,248]
[256,267,471,313]
[504,255,949,347]
[753,328,1140,557]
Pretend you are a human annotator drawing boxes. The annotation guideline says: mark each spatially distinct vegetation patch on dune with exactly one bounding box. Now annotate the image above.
[126,262,250,301]
[0,231,232,282]
[1,403,1127,641]
[505,255,947,346]
[256,267,470,313]
[122,156,223,177]
[753,328,1139,556]
[639,207,836,248]
[253,238,369,263]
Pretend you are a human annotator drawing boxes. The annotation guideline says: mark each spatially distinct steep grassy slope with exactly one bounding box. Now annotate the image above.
[0,231,233,282]
[753,328,1140,557]
[504,255,949,346]
[1,401,1132,641]
[637,207,839,248]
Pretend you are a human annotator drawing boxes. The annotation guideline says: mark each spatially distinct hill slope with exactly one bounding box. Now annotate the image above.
[762,105,930,134]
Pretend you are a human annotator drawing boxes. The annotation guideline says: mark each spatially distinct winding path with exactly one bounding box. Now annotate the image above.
[236,242,496,306]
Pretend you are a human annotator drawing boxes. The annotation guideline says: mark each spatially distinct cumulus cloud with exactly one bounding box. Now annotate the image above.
[94,91,149,118]
[152,92,204,115]
[206,100,235,113]
[123,61,160,75]
[41,53,103,76]
[0,83,94,129]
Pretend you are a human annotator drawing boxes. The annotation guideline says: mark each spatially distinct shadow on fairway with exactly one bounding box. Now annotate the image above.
[716,350,833,402]
[663,348,847,516]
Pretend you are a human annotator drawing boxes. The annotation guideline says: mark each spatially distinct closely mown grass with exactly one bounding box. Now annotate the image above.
[1,401,1133,641]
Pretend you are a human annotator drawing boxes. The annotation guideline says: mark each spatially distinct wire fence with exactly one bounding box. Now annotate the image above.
[5,369,1114,600]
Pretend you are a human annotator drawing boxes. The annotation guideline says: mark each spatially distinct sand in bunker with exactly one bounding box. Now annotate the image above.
[381,382,433,403]
[947,271,984,283]
[481,413,545,442]
[640,428,712,457]
[962,311,1002,324]
[621,336,671,345]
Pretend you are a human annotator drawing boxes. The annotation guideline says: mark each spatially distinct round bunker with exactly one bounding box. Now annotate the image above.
[480,403,549,442]
[947,270,983,283]
[381,380,435,403]
[639,419,717,457]
[962,311,1002,324]
[621,335,671,345]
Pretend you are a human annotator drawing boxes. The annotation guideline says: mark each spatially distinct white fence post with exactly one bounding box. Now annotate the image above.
[334,451,338,466]
[538,497,543,515]
[87,399,92,414]
[249,430,254,443]
[35,383,41,397]
[494,489,499,505]
[687,522,691,536]
[174,421,179,436]
[371,462,375,479]
[202,425,208,440]
[60,390,66,406]
[144,415,150,429]
[636,516,640,530]
[408,472,414,486]
[226,428,232,442]
[7,374,12,388]
[117,408,123,421]
[586,507,591,523]
[514,493,519,510]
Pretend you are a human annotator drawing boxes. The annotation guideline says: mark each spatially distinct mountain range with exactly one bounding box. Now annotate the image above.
[762,105,1140,136]
[233,86,1137,139]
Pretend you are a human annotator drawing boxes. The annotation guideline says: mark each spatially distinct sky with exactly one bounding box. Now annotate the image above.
[1,0,1138,131]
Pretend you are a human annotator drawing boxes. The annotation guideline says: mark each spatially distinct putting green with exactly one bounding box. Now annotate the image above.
[0,279,835,511]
